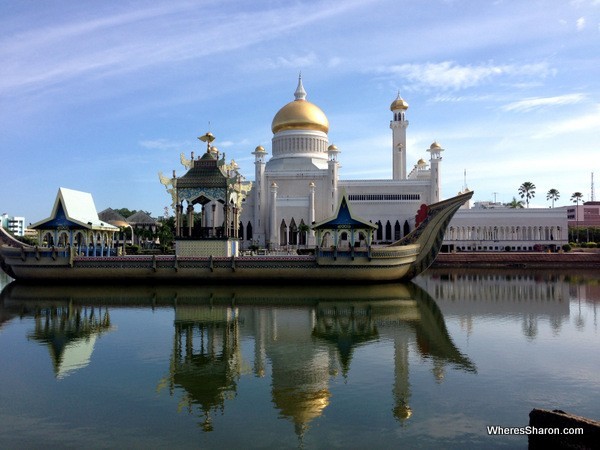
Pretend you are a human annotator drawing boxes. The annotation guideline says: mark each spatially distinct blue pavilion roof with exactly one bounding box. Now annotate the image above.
[312,194,377,231]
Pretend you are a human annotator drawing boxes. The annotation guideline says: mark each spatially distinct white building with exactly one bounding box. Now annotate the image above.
[1,213,25,237]
[442,207,568,252]
[238,77,443,249]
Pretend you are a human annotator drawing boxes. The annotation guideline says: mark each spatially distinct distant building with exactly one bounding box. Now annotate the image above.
[1,213,25,237]
[560,201,600,227]
[98,208,159,247]
[442,207,568,252]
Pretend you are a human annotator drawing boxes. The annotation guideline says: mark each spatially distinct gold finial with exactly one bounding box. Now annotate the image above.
[198,132,215,152]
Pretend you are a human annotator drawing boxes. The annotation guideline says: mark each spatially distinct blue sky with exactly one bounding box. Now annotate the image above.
[1,0,599,223]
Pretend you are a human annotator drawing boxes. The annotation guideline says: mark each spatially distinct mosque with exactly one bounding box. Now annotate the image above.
[240,76,443,249]
[166,76,445,251]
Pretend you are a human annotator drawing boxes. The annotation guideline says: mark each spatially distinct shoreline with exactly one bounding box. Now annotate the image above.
[432,251,600,269]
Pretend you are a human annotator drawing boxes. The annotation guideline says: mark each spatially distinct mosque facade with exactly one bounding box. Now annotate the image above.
[238,77,443,250]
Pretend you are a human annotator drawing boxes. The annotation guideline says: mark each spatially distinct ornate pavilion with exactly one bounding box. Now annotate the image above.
[31,187,119,256]
[159,132,252,257]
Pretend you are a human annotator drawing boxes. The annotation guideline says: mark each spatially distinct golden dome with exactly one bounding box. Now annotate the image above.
[417,158,426,166]
[390,93,409,111]
[429,141,442,150]
[327,144,338,151]
[272,99,329,134]
[271,77,329,134]
[254,145,266,153]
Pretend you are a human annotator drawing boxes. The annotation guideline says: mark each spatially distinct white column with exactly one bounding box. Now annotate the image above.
[269,182,278,249]
[308,182,315,246]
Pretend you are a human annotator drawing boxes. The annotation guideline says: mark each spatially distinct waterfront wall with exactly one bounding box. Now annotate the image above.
[432,252,600,268]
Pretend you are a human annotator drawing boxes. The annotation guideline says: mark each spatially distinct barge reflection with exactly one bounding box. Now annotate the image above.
[0,281,476,434]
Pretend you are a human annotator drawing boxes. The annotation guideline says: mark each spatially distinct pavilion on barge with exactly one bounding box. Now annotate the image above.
[30,187,119,256]
[159,132,252,257]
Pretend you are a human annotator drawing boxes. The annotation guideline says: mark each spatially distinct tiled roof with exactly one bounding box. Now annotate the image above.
[177,157,228,189]
[127,210,156,225]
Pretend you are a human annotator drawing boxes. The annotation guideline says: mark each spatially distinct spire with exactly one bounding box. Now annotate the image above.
[294,73,307,101]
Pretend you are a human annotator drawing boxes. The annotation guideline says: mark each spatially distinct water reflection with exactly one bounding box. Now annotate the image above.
[29,305,113,379]
[416,269,597,339]
[0,281,475,435]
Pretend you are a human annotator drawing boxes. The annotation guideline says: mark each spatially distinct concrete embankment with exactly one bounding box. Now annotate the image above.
[432,252,600,269]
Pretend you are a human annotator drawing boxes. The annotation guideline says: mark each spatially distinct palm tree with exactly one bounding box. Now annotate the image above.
[298,223,310,248]
[571,192,584,242]
[546,188,560,208]
[518,182,536,208]
[507,197,524,209]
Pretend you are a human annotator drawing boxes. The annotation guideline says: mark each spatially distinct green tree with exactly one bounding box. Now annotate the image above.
[518,182,536,208]
[115,208,136,218]
[157,218,175,251]
[507,197,524,209]
[570,192,584,243]
[570,191,583,205]
[546,188,560,208]
[298,223,310,248]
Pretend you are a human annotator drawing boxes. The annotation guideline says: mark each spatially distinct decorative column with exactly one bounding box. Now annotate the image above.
[233,205,239,238]
[187,204,194,237]
[252,145,267,245]
[211,203,216,237]
[269,182,278,249]
[176,203,183,237]
[223,203,229,238]
[327,144,340,214]
[427,141,444,203]
[308,181,316,246]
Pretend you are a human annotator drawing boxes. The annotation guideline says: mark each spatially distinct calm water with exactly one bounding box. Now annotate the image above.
[0,269,598,449]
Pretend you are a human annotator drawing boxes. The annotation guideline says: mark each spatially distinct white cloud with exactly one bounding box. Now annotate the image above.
[259,52,318,69]
[218,138,251,148]
[139,139,192,151]
[531,104,600,138]
[577,16,586,30]
[501,93,587,112]
[377,61,553,91]
[0,0,366,96]
[328,57,342,68]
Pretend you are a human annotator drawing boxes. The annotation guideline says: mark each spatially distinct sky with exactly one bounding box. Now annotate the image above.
[1,0,599,223]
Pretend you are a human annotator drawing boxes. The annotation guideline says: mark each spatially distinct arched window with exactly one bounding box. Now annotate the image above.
[246,222,253,240]
[403,220,410,237]
[289,218,298,245]
[58,231,69,247]
[280,220,287,246]
[385,221,392,241]
[376,221,383,241]
[238,221,244,240]
[394,220,401,241]
[299,219,307,246]
[43,232,54,246]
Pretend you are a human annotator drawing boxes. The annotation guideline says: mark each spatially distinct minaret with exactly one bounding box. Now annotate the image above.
[252,145,267,243]
[327,144,340,214]
[427,141,444,203]
[390,93,409,180]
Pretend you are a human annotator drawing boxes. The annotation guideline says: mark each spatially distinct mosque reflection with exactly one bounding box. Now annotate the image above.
[1,281,477,433]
